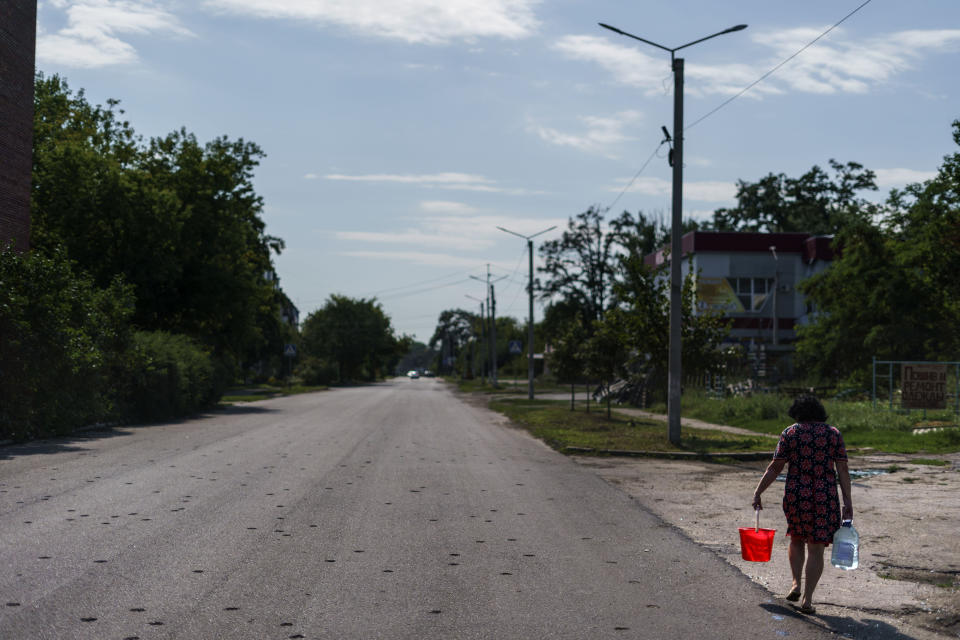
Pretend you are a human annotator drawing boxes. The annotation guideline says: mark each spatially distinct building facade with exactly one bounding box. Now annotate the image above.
[645,231,835,373]
[0,0,37,251]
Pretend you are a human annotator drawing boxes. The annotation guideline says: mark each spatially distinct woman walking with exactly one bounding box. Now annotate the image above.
[752,395,853,614]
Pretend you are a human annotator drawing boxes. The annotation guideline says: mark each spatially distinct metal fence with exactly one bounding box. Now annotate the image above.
[872,357,960,415]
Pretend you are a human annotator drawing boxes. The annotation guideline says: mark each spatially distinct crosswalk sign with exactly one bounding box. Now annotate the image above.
[508,340,523,355]
[283,344,297,357]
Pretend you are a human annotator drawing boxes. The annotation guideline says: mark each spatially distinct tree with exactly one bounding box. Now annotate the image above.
[608,253,730,404]
[536,207,620,330]
[537,208,682,344]
[429,309,478,375]
[796,121,960,382]
[711,160,877,234]
[300,295,409,382]
[581,317,625,419]
[547,315,588,410]
[30,73,289,371]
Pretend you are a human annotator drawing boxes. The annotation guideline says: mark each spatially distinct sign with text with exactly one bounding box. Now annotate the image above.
[902,364,947,409]
[696,277,745,313]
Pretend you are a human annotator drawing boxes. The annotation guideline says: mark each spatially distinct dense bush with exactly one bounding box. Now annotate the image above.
[1,247,227,441]
[118,331,224,422]
[0,246,133,441]
[295,355,340,386]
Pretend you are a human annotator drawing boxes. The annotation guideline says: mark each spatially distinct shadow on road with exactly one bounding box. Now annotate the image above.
[0,404,280,460]
[0,428,132,460]
[760,603,920,640]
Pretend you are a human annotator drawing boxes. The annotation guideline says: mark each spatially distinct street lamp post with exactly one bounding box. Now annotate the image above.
[497,225,557,400]
[465,294,485,382]
[599,21,747,446]
[471,269,507,387]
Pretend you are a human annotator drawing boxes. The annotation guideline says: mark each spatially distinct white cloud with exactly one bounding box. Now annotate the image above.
[553,35,668,94]
[202,0,540,44]
[559,27,960,97]
[612,176,736,202]
[527,110,643,158]
[304,173,319,180]
[37,0,193,68]
[874,168,937,188]
[324,172,543,195]
[419,200,477,215]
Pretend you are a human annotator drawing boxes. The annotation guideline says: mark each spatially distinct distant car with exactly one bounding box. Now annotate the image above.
[406,370,420,379]
[422,370,435,378]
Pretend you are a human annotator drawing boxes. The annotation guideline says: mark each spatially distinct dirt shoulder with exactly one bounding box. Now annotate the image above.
[574,452,960,640]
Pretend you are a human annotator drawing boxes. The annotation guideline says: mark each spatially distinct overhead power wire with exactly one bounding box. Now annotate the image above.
[605,140,666,212]
[687,0,875,132]
[376,277,473,301]
[362,269,472,298]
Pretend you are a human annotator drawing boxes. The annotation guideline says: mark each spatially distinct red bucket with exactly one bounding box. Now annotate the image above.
[739,510,776,562]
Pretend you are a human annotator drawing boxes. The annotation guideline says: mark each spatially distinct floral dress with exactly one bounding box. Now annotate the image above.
[773,422,847,544]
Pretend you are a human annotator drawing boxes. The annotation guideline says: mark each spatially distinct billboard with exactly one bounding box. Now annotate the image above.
[902,364,947,409]
[696,277,745,313]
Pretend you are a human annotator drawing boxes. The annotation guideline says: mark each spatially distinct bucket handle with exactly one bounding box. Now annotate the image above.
[755,507,760,533]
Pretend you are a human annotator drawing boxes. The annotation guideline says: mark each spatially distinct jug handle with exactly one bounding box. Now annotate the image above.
[755,507,760,533]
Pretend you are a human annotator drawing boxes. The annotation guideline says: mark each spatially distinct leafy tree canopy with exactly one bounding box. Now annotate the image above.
[301,295,409,382]
[711,159,877,235]
[797,121,960,382]
[31,73,289,367]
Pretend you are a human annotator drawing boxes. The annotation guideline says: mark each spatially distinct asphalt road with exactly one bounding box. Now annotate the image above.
[0,379,836,639]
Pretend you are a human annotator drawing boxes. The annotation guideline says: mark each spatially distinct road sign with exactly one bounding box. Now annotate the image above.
[508,340,523,355]
[902,363,947,409]
[283,344,297,358]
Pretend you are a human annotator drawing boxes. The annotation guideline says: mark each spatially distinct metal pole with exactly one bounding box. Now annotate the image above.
[872,356,876,409]
[527,238,535,400]
[667,56,684,446]
[480,302,486,383]
[490,283,498,386]
[889,362,893,410]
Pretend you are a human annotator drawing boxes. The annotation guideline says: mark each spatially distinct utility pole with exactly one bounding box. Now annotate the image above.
[599,21,747,446]
[465,294,485,383]
[490,281,498,387]
[497,225,556,400]
[472,266,506,388]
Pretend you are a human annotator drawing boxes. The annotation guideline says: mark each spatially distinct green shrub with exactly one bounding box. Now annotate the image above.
[295,355,339,386]
[119,331,223,421]
[0,246,133,441]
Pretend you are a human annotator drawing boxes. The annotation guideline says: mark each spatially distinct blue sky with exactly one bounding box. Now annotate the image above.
[36,0,960,343]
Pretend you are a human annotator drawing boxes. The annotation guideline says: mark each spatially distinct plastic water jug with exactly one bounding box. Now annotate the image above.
[831,520,859,570]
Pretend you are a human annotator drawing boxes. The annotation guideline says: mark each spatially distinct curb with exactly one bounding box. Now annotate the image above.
[564,446,775,461]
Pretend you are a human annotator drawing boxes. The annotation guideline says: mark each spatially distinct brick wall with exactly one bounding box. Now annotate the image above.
[0,0,37,252]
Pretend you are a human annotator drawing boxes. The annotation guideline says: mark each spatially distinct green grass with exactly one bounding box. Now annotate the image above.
[450,377,571,395]
[910,458,951,466]
[220,384,327,404]
[489,398,773,454]
[647,390,960,454]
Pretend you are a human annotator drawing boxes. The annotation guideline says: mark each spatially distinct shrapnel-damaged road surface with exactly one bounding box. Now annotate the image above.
[1,379,836,639]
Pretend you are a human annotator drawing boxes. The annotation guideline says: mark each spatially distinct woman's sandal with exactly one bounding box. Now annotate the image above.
[785,588,801,602]
[794,603,817,615]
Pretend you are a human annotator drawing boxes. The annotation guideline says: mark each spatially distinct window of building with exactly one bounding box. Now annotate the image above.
[733,277,774,311]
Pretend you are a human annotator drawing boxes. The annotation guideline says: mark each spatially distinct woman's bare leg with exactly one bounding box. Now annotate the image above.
[801,543,826,609]
[788,536,805,593]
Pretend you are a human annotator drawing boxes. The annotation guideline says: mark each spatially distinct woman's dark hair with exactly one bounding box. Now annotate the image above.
[788,394,828,423]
